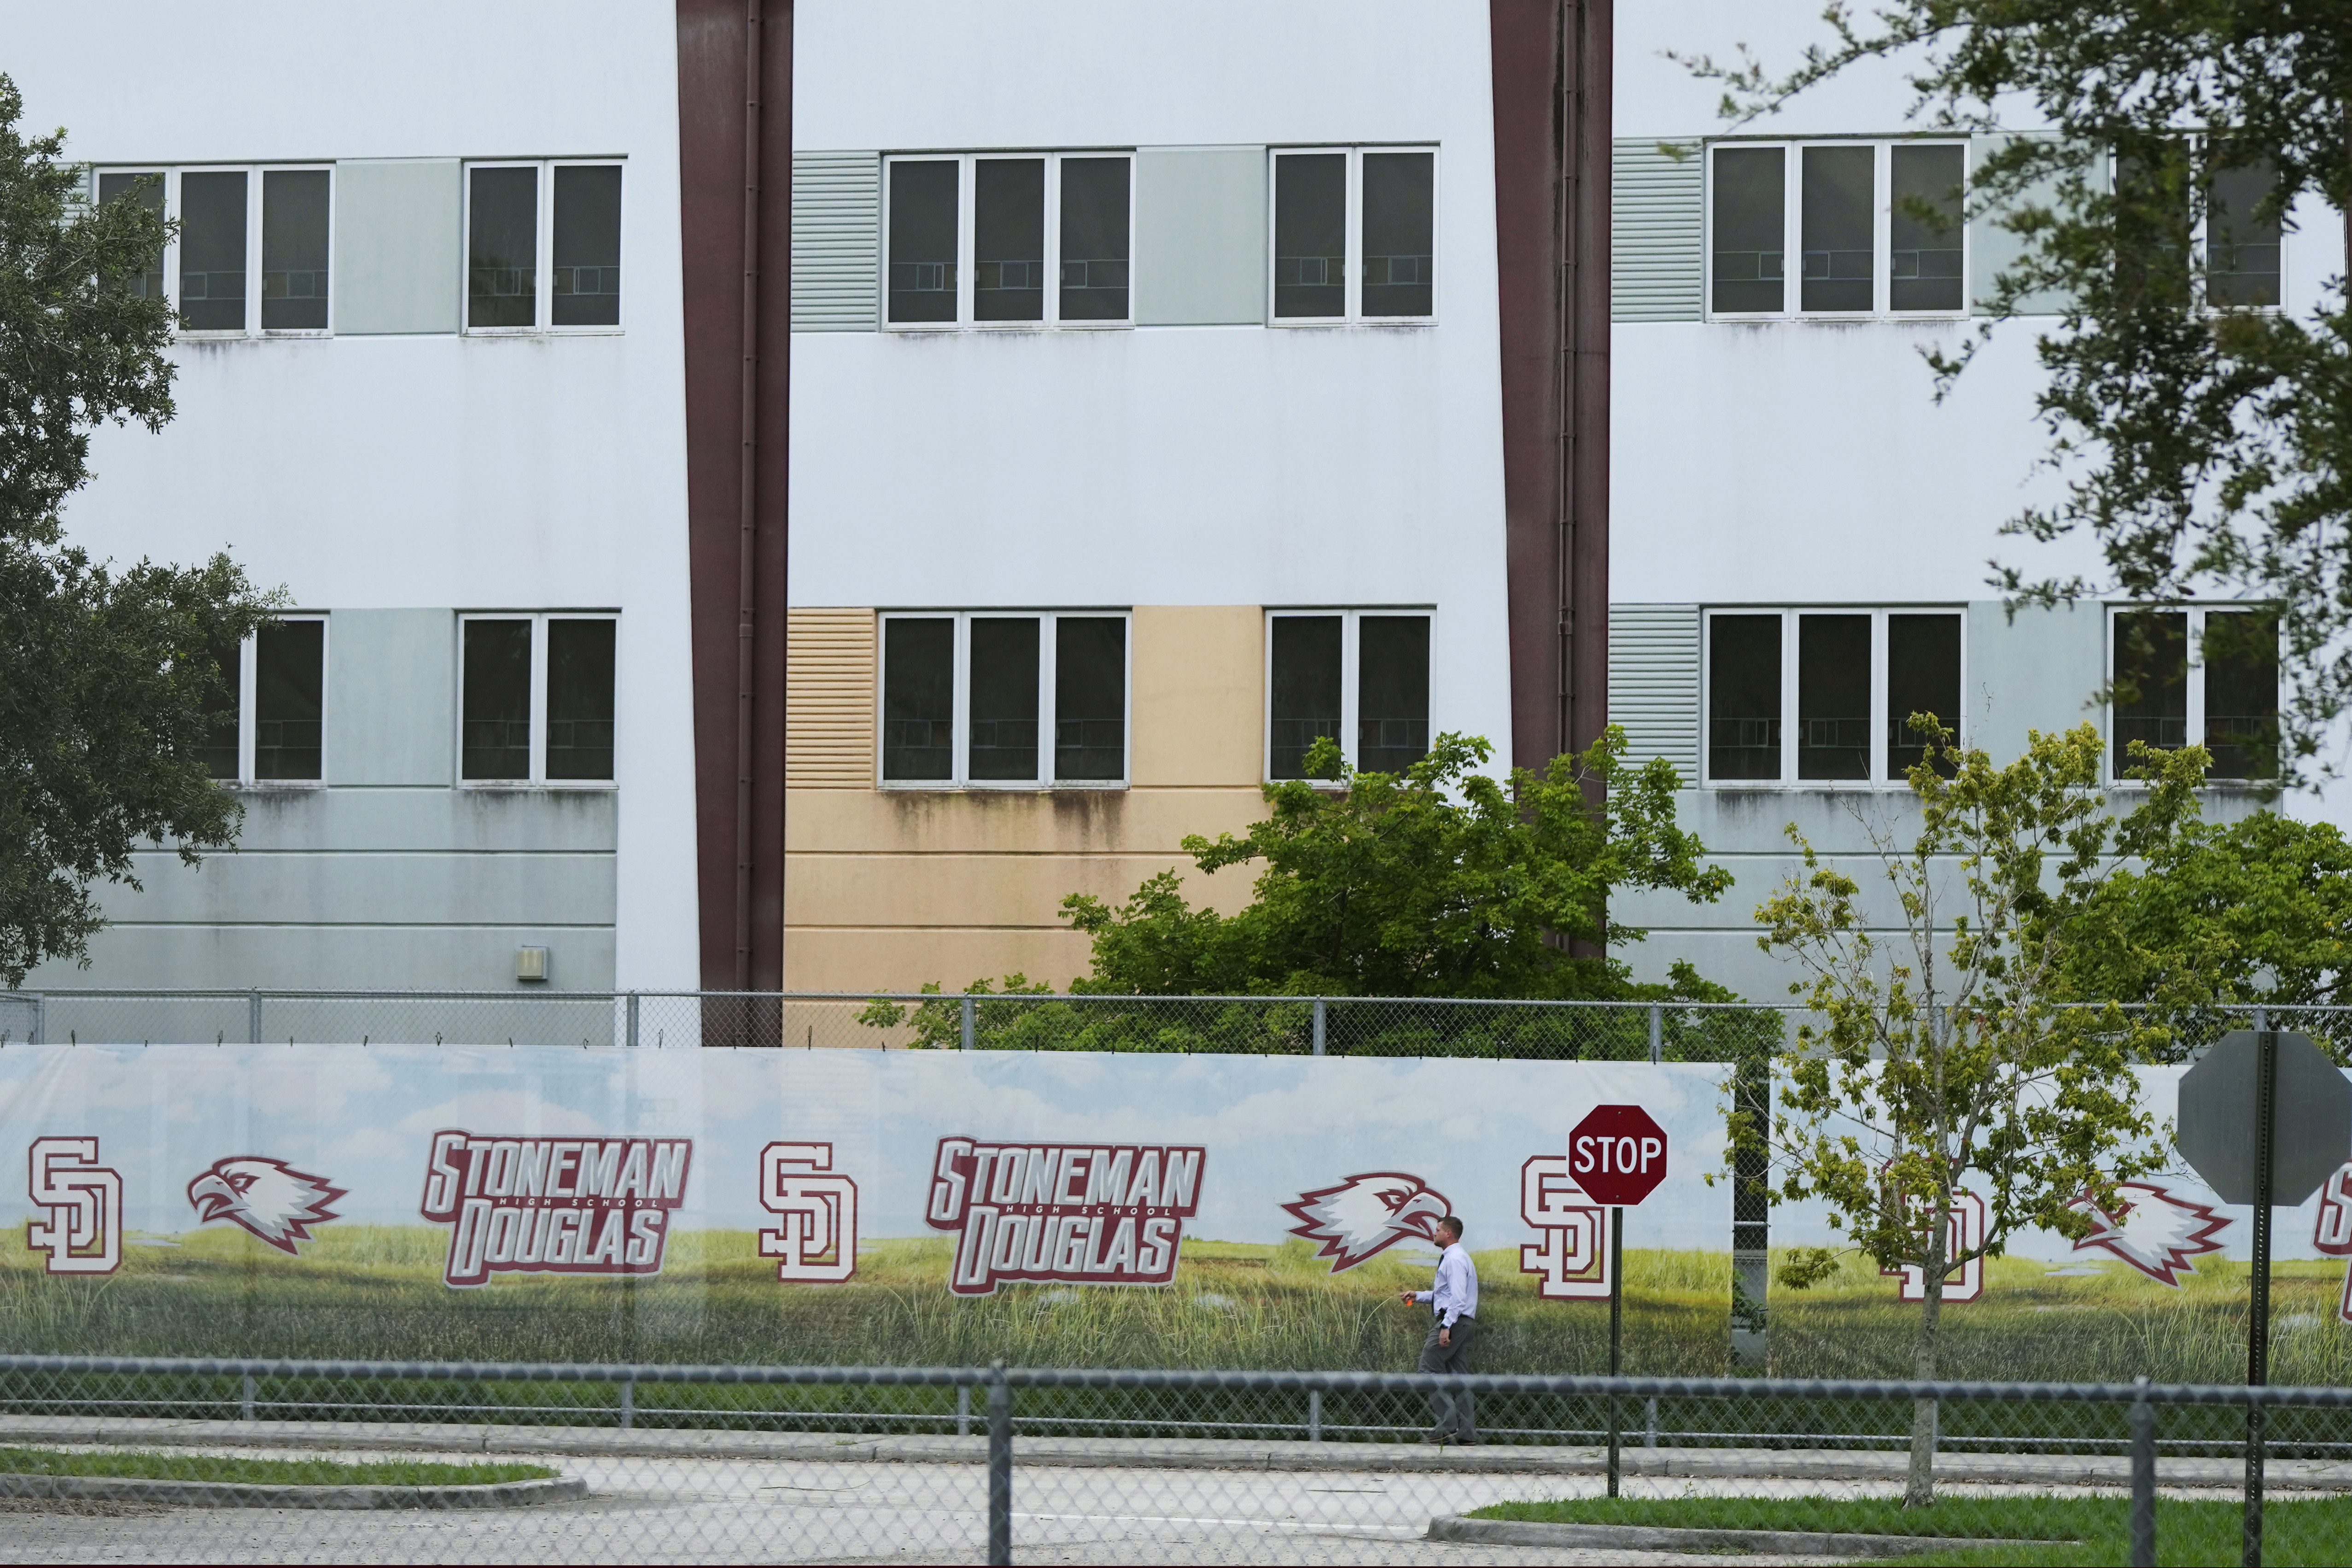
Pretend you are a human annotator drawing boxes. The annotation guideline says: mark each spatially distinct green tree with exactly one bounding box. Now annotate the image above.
[0,75,277,985]
[1678,5,2352,780]
[1061,729,1734,1000]
[1753,723,2205,1505]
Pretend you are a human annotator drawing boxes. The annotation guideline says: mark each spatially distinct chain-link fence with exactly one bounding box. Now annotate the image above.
[8,988,2348,1060]
[0,1355,2342,1563]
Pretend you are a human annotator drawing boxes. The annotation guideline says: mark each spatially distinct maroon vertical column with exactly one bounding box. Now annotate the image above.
[1491,0,1609,773]
[676,0,791,997]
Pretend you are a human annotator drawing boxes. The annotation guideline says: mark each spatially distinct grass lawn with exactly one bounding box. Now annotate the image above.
[1469,1493,2352,1564]
[0,1448,555,1486]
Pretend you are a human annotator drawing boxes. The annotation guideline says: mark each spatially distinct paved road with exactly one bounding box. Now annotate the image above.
[0,1449,1870,1565]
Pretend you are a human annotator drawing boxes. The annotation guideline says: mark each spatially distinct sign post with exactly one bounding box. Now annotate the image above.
[1570,1104,1670,1499]
[2174,1028,2352,1568]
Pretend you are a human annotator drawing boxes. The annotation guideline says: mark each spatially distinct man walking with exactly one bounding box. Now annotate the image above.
[1400,1214,1477,1445]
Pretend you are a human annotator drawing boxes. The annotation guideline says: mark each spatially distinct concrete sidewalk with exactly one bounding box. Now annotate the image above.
[1,1414,2345,1491]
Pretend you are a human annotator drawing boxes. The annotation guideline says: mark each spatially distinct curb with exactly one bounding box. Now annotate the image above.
[0,1470,584,1510]
[1427,1514,2061,1557]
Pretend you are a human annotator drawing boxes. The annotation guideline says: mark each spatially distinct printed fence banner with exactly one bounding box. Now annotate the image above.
[0,1046,1728,1370]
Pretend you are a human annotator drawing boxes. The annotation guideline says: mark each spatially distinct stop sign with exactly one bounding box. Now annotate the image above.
[1570,1105,1669,1206]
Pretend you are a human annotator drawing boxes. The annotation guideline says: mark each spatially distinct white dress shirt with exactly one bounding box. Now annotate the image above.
[1412,1241,1479,1327]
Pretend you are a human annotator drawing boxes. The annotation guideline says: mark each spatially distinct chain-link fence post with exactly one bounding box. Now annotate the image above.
[2131,1375,2157,1568]
[619,1375,635,1430]
[1647,1003,1662,1064]
[1307,1388,1322,1440]
[1312,998,1326,1056]
[961,996,976,1053]
[986,1361,1012,1566]
[239,1373,255,1421]
[625,991,640,1049]
[957,1383,971,1436]
[247,989,262,1045]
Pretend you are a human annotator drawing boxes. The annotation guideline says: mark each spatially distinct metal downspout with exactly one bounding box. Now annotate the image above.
[734,0,763,991]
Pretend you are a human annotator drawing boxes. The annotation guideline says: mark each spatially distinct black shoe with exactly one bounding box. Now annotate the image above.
[1449,1436,1479,1446]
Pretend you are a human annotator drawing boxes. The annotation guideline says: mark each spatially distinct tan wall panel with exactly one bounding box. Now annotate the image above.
[786,608,875,787]
[1130,605,1263,787]
[785,784,1265,856]
[788,850,1255,931]
[785,927,1098,994]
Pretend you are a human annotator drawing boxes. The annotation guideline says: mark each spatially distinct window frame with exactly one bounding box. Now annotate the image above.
[874,609,1133,790]
[2104,603,2279,784]
[455,611,622,789]
[1699,606,1968,788]
[1261,607,1437,781]
[103,165,337,340]
[461,158,627,337]
[1266,145,1441,327]
[2106,141,2289,314]
[881,152,1137,332]
[210,613,330,787]
[1703,139,1972,322]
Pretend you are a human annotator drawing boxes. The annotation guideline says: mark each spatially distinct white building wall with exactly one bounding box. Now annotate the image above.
[10,0,700,993]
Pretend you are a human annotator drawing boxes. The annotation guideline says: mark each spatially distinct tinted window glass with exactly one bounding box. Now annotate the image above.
[888,161,958,325]
[1796,614,1869,779]
[2208,154,2281,308]
[969,618,1040,780]
[98,172,166,300]
[178,170,247,330]
[1358,616,1430,773]
[1801,145,1874,312]
[547,619,616,781]
[1059,157,1131,322]
[2203,610,2277,780]
[882,618,953,780]
[1890,145,1964,311]
[1269,616,1342,777]
[468,166,538,329]
[1886,614,1962,776]
[2112,610,2188,776]
[1273,154,1346,319]
[1711,148,1784,313]
[255,620,324,781]
[1055,617,1126,781]
[462,619,533,781]
[261,170,329,330]
[1709,614,1781,780]
[975,159,1045,323]
[1362,152,1434,317]
[553,165,623,326]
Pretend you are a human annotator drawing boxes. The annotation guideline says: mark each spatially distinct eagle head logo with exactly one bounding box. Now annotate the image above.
[187,1157,345,1255]
[1283,1171,1451,1271]
[2066,1180,2229,1287]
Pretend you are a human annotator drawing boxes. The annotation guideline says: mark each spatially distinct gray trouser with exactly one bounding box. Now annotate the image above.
[1417,1316,1477,1440]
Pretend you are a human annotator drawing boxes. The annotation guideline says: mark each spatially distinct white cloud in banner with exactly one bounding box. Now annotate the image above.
[395,1089,607,1137]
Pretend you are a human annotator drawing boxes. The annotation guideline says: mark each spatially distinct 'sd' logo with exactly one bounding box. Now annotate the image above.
[188,1157,344,1255]
[759,1142,857,1282]
[421,1131,691,1289]
[926,1137,1204,1296]
[27,1137,121,1275]
[1518,1155,1610,1300]
[1283,1172,1451,1272]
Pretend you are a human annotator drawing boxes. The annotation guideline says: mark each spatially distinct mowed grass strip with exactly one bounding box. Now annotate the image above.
[0,1448,554,1486]
[1469,1493,2352,1565]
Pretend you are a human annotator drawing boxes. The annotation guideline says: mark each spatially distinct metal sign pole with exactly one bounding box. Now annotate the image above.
[1607,1203,1623,1498]
[2245,1028,2276,1568]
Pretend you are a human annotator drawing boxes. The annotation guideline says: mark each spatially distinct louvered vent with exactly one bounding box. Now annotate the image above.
[1608,604,1700,780]
[787,609,876,786]
[1611,140,1703,323]
[791,152,880,332]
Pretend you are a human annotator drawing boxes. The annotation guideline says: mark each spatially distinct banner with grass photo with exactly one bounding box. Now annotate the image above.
[0,1045,1733,1371]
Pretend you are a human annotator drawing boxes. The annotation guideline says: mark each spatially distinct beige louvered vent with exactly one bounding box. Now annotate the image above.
[791,152,880,332]
[1612,140,1704,323]
[787,609,876,787]
[1608,604,1701,780]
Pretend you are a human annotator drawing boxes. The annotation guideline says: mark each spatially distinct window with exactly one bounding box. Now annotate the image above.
[1271,147,1436,323]
[878,612,1128,787]
[2109,607,2276,781]
[2206,152,2282,308]
[1704,609,1964,785]
[466,162,623,332]
[884,153,1132,329]
[460,614,618,784]
[95,167,333,335]
[199,617,327,784]
[1266,611,1432,779]
[1709,141,1967,318]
